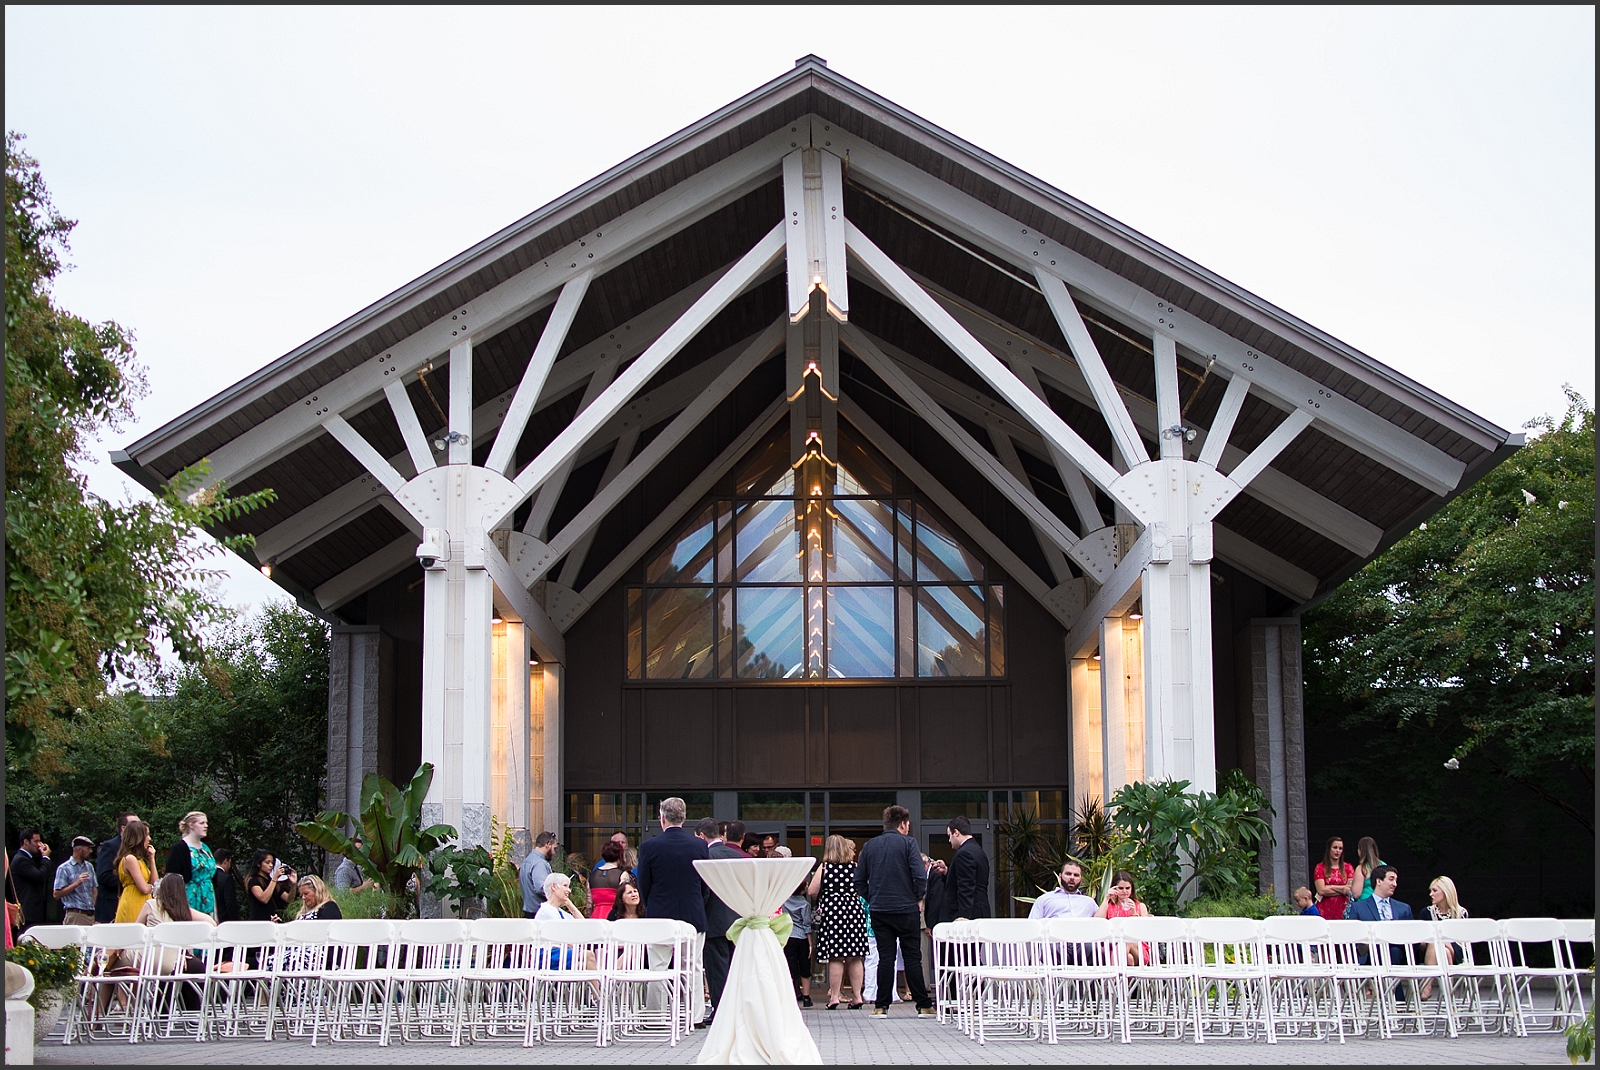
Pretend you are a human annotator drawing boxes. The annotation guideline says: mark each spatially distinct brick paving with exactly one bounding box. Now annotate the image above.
[34,1002,1575,1065]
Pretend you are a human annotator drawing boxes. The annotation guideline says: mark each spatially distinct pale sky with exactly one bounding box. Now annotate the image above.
[6,5,1594,617]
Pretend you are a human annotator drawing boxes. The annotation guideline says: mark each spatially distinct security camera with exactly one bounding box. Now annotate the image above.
[417,527,449,570]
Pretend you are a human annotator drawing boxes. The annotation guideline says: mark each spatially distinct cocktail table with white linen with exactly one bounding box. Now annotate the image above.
[692,857,822,1065]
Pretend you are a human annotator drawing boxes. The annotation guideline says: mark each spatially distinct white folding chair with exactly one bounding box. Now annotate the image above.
[1260,915,1342,1043]
[21,925,87,951]
[965,919,1048,1045]
[270,918,334,1039]
[669,921,703,1034]
[606,918,683,1044]
[1189,917,1271,1044]
[1041,917,1126,1043]
[1325,919,1381,1038]
[392,919,468,1043]
[132,921,214,1042]
[203,921,280,1041]
[62,923,147,1044]
[1502,917,1588,1034]
[453,918,539,1046]
[1368,919,1450,1037]
[940,920,982,1035]
[315,919,398,1045]
[1434,917,1514,1035]
[529,918,611,1046]
[1116,916,1197,1041]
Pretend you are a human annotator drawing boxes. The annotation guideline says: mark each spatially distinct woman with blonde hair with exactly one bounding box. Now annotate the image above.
[165,811,218,919]
[1419,875,1468,1000]
[807,836,868,1010]
[113,819,158,923]
[292,875,342,921]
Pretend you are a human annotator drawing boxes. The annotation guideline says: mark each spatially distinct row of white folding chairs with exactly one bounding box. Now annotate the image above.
[930,915,1593,1046]
[30,915,704,1049]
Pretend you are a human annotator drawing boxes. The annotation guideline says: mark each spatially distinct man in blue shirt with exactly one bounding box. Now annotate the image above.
[52,837,98,926]
[518,831,558,918]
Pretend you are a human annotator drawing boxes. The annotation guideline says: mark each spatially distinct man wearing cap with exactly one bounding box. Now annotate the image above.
[53,837,98,926]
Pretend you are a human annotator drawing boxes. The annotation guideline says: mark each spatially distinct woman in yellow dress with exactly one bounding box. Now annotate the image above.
[113,818,157,923]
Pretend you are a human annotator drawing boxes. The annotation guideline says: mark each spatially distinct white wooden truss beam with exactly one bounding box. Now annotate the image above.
[190,123,801,492]
[555,427,641,590]
[987,420,1073,586]
[519,321,786,588]
[575,397,789,612]
[875,275,1383,556]
[838,322,1102,581]
[838,396,1075,629]
[522,354,620,539]
[783,148,848,321]
[1036,271,1147,469]
[1065,526,1152,658]
[507,223,786,524]
[384,380,436,476]
[845,222,1125,494]
[486,271,593,475]
[834,134,1472,495]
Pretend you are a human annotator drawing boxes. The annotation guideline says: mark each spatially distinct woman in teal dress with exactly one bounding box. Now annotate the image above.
[164,811,218,918]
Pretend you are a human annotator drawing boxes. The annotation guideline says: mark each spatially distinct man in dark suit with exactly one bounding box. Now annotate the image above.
[1347,864,1415,971]
[11,830,53,931]
[698,818,747,1018]
[946,816,991,921]
[637,797,712,1024]
[94,812,138,924]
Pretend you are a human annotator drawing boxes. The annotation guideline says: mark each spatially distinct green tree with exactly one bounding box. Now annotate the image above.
[3,605,330,877]
[1304,391,1595,856]
[4,131,274,774]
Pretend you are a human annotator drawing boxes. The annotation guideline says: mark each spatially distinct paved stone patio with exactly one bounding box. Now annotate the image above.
[35,1003,1576,1065]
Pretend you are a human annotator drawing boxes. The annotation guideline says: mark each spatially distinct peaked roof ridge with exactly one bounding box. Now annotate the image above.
[122,56,1512,468]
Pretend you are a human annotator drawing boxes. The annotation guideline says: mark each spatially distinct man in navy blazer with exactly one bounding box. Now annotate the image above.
[637,796,711,931]
[1347,864,1414,970]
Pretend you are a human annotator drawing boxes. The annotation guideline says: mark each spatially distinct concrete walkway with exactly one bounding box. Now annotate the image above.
[35,1004,1576,1065]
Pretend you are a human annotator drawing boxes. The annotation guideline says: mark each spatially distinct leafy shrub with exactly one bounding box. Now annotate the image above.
[328,885,410,919]
[1178,892,1292,920]
[6,942,82,1006]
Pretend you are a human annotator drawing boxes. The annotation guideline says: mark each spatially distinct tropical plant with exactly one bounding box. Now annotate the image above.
[1108,774,1275,916]
[5,942,82,1006]
[1071,794,1114,860]
[483,817,524,919]
[295,763,455,915]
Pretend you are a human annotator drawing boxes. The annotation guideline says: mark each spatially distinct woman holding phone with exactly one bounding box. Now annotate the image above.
[245,849,296,921]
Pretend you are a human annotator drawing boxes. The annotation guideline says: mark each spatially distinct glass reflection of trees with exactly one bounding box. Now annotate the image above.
[626,431,1004,681]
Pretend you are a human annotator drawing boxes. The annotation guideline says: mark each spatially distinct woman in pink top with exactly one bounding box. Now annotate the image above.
[1096,870,1151,964]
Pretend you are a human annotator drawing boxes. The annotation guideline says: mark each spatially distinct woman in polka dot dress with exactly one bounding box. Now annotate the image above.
[807,834,869,1009]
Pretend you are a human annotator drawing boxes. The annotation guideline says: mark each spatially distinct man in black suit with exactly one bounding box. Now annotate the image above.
[946,816,991,921]
[698,818,746,1018]
[94,812,138,924]
[11,830,53,931]
[637,797,712,1023]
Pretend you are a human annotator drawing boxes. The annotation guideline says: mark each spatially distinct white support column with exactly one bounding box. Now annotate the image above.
[448,341,474,466]
[491,620,531,841]
[1099,617,1128,796]
[1070,656,1103,807]
[539,661,563,838]
[420,565,449,833]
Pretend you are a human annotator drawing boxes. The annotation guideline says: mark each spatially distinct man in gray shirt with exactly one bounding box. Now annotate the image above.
[333,836,375,893]
[519,831,558,917]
